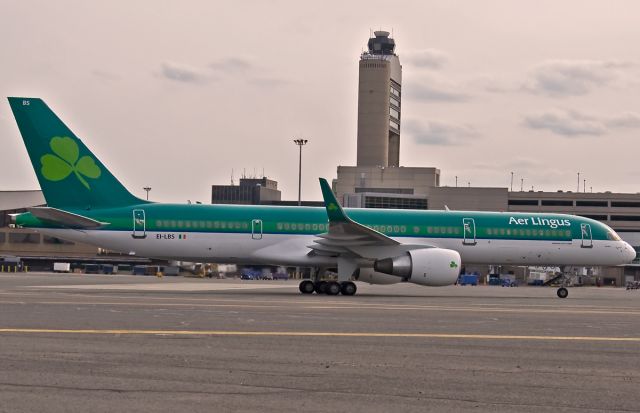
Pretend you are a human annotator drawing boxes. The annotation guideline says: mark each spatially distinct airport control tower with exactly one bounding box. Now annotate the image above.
[356,31,402,167]
[334,31,439,209]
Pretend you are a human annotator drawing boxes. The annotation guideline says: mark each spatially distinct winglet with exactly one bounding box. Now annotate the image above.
[319,178,349,223]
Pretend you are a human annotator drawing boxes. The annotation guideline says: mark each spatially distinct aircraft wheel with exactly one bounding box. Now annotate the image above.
[326,281,341,296]
[299,280,315,294]
[340,281,357,296]
[557,287,569,299]
[314,281,328,294]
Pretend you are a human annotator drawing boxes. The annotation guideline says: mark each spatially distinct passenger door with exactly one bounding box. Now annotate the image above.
[581,223,593,248]
[252,219,263,240]
[462,218,477,246]
[132,209,146,239]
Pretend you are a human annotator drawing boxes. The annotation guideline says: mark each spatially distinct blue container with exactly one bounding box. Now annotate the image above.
[133,265,147,275]
[459,274,478,286]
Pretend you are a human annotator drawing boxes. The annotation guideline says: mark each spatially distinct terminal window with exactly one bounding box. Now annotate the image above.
[508,199,538,206]
[541,200,574,206]
[611,201,640,208]
[576,200,608,207]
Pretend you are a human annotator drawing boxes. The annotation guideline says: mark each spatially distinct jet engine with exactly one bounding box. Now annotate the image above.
[373,248,461,286]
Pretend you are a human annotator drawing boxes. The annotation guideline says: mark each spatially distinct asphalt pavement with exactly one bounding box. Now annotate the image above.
[1,273,639,412]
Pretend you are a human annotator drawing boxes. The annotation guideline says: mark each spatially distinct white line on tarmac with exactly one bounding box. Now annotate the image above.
[0,328,639,342]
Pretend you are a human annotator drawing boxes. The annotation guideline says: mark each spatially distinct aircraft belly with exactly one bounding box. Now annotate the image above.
[37,230,335,265]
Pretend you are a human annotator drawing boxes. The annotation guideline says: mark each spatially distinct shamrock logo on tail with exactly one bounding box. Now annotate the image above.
[40,136,101,190]
[449,261,458,269]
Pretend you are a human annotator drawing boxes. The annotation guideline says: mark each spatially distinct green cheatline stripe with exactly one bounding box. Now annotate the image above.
[0,328,639,342]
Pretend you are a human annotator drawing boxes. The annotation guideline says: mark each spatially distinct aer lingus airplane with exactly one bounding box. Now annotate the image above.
[7,97,636,298]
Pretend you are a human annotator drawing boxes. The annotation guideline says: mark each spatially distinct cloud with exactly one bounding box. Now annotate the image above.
[524,59,630,97]
[468,75,514,94]
[209,57,253,73]
[405,119,479,145]
[209,57,288,86]
[405,78,470,102]
[160,62,210,84]
[523,109,640,137]
[403,49,449,69]
[605,112,640,128]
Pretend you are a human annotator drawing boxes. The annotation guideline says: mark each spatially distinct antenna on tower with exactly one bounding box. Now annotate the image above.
[231,169,235,185]
[262,167,265,178]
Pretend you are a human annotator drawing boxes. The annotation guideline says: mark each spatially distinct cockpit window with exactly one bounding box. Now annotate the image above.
[607,230,622,241]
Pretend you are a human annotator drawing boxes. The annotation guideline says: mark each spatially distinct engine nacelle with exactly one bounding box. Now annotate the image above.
[355,268,402,285]
[373,248,461,286]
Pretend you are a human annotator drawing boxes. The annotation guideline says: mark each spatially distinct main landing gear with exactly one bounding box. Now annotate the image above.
[298,280,357,296]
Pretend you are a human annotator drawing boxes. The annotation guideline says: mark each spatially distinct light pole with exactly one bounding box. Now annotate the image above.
[143,186,151,200]
[293,139,308,206]
[510,171,514,192]
[577,172,580,192]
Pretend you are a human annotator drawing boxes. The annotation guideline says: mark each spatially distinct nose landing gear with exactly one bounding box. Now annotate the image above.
[544,267,571,298]
[557,287,569,299]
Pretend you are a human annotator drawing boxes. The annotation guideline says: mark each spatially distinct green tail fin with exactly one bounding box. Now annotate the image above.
[8,97,145,209]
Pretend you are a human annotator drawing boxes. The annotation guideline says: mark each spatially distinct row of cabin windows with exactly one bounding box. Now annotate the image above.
[276,223,328,231]
[153,220,330,232]
[486,228,571,238]
[150,220,569,238]
[154,220,249,230]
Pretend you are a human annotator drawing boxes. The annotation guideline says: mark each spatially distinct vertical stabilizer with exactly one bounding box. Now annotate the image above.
[8,97,145,209]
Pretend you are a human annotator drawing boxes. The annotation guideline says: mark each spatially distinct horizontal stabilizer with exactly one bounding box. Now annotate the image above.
[27,207,109,229]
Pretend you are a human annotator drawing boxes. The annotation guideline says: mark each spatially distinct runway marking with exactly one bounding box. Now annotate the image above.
[10,289,640,311]
[2,299,639,316]
[0,328,639,342]
[33,283,298,291]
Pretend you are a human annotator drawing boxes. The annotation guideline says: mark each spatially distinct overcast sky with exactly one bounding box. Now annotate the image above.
[1,0,640,202]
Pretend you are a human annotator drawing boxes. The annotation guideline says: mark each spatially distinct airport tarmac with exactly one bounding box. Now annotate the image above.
[0,273,639,412]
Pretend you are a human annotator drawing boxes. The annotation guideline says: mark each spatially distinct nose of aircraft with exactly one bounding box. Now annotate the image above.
[623,242,637,262]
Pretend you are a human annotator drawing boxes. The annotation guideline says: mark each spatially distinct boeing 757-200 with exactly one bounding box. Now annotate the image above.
[7,97,636,297]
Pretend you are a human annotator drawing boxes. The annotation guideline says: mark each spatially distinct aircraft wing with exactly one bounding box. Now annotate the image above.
[26,207,109,229]
[309,179,402,257]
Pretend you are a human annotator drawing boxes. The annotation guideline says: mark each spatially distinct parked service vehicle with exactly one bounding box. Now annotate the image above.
[162,266,180,276]
[116,264,132,274]
[100,264,114,274]
[82,264,100,274]
[240,268,261,280]
[458,273,478,286]
[273,271,289,280]
[53,262,71,273]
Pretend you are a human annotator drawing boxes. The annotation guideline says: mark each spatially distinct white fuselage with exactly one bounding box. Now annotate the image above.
[38,228,634,268]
